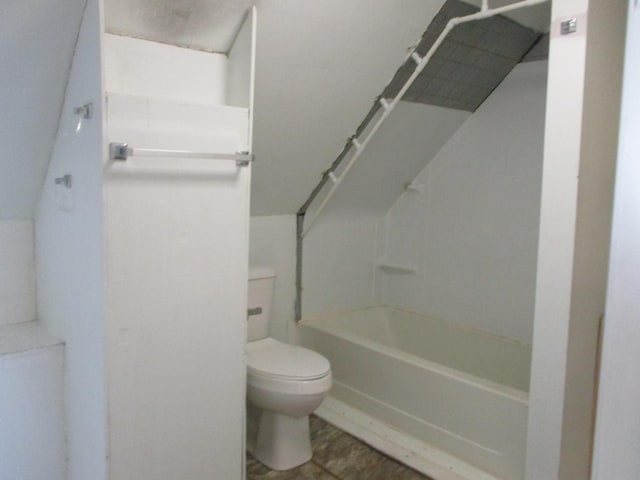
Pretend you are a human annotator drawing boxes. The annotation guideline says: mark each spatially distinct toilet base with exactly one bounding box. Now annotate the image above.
[253,410,312,471]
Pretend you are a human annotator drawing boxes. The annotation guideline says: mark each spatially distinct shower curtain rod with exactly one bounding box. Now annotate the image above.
[294,0,551,321]
[299,0,550,237]
[109,142,253,167]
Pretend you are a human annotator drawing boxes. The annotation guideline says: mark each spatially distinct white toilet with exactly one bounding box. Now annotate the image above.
[246,266,332,471]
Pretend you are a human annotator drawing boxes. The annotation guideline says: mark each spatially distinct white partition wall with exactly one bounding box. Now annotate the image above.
[0,220,36,326]
[0,336,65,480]
[105,96,250,480]
[526,1,626,478]
[591,2,640,478]
[35,0,107,478]
[103,11,255,479]
[33,3,256,479]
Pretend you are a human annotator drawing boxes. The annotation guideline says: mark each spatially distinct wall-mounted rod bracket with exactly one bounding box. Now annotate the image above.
[110,142,131,161]
[560,18,578,35]
[73,103,93,119]
[54,174,73,189]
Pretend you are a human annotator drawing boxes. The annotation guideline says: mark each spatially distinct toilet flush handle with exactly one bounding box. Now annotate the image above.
[247,307,263,318]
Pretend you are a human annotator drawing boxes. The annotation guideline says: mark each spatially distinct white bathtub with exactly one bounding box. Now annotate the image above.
[299,306,531,480]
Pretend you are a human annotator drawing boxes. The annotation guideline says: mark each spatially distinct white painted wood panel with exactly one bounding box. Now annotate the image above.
[105,95,250,480]
[0,323,65,480]
[0,220,36,326]
[104,34,228,105]
[35,2,108,479]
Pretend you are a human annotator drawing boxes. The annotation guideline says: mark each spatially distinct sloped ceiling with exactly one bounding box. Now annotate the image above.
[0,0,86,219]
[1,0,549,220]
[250,0,447,215]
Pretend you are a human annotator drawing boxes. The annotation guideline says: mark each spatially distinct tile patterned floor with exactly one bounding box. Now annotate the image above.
[247,415,433,480]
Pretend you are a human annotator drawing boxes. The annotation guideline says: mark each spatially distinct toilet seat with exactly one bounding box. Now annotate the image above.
[248,369,332,396]
[247,338,331,381]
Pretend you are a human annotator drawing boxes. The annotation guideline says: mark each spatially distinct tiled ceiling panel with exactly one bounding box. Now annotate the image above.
[384,0,544,112]
[522,33,550,63]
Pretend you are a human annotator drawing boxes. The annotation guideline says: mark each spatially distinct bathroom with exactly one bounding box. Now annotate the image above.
[0,1,637,480]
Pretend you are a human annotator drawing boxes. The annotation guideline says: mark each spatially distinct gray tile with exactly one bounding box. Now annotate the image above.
[374,0,544,113]
[402,91,421,102]
[437,60,458,80]
[366,456,432,480]
[247,453,337,480]
[314,430,388,478]
[411,74,431,91]
[522,34,549,62]
[309,416,434,480]
[248,416,435,479]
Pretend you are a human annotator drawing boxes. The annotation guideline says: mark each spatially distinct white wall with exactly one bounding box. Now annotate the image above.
[377,61,548,344]
[0,322,66,480]
[249,215,296,342]
[302,212,379,319]
[0,220,36,326]
[104,33,227,105]
[35,0,107,478]
[592,3,640,477]
[0,341,65,480]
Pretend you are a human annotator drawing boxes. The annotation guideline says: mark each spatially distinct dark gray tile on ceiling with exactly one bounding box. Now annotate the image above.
[522,33,549,62]
[384,0,542,112]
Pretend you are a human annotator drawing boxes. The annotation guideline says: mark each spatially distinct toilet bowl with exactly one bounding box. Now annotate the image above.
[246,268,332,471]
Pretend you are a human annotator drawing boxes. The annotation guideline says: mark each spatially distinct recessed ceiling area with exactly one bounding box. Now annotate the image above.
[104,0,253,53]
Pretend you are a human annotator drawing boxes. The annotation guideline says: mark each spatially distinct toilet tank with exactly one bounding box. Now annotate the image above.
[247,266,276,342]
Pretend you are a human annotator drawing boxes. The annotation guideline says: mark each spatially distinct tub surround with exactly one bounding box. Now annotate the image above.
[376,61,547,345]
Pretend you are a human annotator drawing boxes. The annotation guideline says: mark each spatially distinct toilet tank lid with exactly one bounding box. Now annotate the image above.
[249,266,276,280]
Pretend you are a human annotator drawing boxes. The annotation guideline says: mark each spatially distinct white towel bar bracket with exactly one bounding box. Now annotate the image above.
[108,142,253,167]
